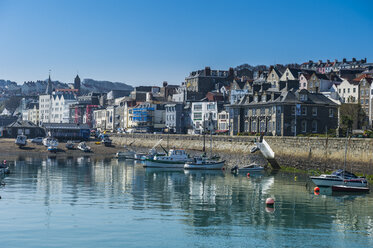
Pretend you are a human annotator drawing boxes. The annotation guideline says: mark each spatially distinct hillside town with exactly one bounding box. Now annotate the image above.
[1,57,373,139]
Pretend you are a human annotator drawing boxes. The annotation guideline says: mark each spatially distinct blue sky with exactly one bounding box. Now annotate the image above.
[0,0,372,86]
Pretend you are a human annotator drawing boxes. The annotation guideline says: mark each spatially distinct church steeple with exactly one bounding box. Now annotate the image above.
[45,74,53,95]
[74,74,81,94]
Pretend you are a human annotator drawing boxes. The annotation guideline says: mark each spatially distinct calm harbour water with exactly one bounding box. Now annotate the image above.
[0,156,372,248]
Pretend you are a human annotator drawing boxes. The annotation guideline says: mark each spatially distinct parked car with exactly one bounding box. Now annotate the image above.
[31,137,44,144]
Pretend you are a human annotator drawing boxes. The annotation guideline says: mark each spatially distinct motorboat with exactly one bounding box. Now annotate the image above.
[65,141,74,150]
[47,139,59,152]
[15,135,27,147]
[78,142,91,152]
[332,185,370,193]
[144,149,192,168]
[310,169,368,187]
[115,146,135,159]
[238,163,264,172]
[184,156,225,170]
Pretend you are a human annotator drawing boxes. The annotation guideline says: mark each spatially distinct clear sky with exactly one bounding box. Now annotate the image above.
[0,0,372,86]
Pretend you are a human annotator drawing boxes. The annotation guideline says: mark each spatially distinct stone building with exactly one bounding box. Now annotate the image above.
[228,83,339,136]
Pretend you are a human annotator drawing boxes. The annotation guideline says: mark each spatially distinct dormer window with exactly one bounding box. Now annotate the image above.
[261,95,266,102]
[300,94,307,101]
[254,96,258,102]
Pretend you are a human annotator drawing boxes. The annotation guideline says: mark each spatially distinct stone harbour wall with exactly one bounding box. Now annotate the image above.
[111,134,373,174]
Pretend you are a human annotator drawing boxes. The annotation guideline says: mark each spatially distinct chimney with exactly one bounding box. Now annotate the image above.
[228,67,234,76]
[318,60,322,64]
[269,65,274,72]
[365,58,367,63]
[334,59,338,63]
[146,92,153,102]
[343,58,347,63]
[352,58,356,62]
[205,67,211,76]
[327,59,330,64]
[309,60,313,64]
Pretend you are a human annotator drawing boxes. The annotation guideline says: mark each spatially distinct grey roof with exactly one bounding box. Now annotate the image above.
[8,120,38,128]
[42,123,90,130]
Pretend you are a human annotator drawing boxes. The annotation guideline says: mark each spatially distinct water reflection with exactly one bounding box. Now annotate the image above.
[1,156,372,247]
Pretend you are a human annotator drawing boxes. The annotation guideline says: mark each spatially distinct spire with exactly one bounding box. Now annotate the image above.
[45,73,53,95]
[74,74,81,95]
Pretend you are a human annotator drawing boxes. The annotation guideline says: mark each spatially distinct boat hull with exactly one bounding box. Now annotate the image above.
[184,161,225,170]
[144,159,186,168]
[332,185,370,193]
[310,177,367,187]
[238,167,264,172]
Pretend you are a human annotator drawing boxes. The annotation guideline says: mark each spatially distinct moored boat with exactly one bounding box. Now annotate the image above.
[332,185,370,193]
[184,156,225,170]
[310,169,367,187]
[238,163,264,172]
[78,142,91,152]
[15,135,27,147]
[116,146,135,159]
[65,141,74,149]
[47,139,59,152]
[144,149,192,168]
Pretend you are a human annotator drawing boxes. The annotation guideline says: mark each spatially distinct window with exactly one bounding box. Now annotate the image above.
[193,104,202,111]
[338,89,341,94]
[268,107,272,115]
[254,96,258,102]
[244,122,249,132]
[193,112,202,120]
[361,99,364,105]
[361,90,364,96]
[301,120,307,133]
[312,120,317,133]
[253,108,256,115]
[207,103,215,110]
[300,94,307,101]
[366,90,369,96]
[329,109,334,118]
[277,106,281,114]
[252,121,257,132]
[366,99,369,105]
[260,108,265,115]
[303,83,306,87]
[301,106,307,116]
[291,119,295,133]
[262,95,266,102]
[276,121,281,132]
[348,88,350,93]
[353,88,356,93]
[312,107,317,116]
[291,106,295,115]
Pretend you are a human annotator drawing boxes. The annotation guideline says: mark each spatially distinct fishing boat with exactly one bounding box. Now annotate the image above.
[15,134,27,147]
[184,156,225,170]
[144,149,192,168]
[310,169,367,187]
[78,142,91,152]
[65,140,74,149]
[331,185,370,193]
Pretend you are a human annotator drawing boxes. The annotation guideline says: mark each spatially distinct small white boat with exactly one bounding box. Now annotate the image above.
[184,157,225,170]
[78,142,91,152]
[15,135,27,147]
[116,146,136,159]
[43,137,54,147]
[144,149,192,168]
[102,137,112,147]
[134,153,147,160]
[238,163,264,172]
[310,170,367,187]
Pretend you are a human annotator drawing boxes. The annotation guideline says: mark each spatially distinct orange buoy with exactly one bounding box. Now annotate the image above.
[247,173,250,178]
[265,198,275,206]
[314,187,320,193]
[221,167,225,171]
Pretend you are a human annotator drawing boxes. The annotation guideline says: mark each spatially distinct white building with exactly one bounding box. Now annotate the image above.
[191,101,219,134]
[336,78,359,103]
